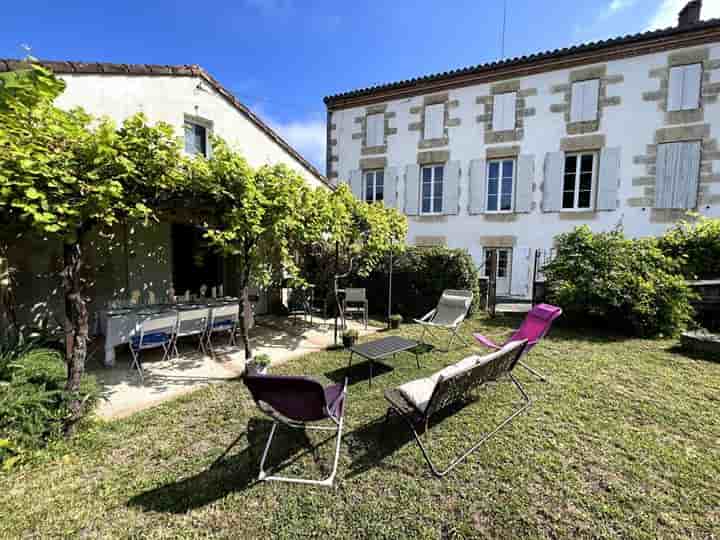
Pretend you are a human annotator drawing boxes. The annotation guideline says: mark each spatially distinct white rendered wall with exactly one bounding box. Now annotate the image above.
[332,45,720,275]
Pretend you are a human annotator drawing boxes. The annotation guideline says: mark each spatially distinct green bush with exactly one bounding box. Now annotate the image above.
[359,246,482,319]
[0,338,98,471]
[543,226,694,337]
[658,215,720,280]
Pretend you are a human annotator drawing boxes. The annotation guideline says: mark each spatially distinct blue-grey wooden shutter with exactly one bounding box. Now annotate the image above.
[542,152,563,212]
[349,169,363,200]
[655,142,700,209]
[515,155,534,213]
[597,147,621,211]
[383,167,398,209]
[443,161,460,215]
[680,141,701,209]
[404,164,420,216]
[468,159,486,215]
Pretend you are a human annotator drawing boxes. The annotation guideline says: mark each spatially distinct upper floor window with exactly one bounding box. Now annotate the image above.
[562,152,596,210]
[421,164,444,214]
[365,113,385,147]
[184,120,209,157]
[570,79,600,123]
[423,104,444,140]
[486,159,515,212]
[492,92,517,131]
[364,170,384,203]
[668,64,702,111]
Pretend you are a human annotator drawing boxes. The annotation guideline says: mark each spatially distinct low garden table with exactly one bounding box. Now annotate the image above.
[348,336,421,387]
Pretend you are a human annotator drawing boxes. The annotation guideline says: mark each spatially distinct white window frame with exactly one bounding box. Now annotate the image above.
[483,247,512,279]
[423,104,445,140]
[485,158,516,213]
[365,113,385,147]
[363,169,385,203]
[184,116,212,157]
[668,63,702,112]
[561,152,597,211]
[420,164,444,215]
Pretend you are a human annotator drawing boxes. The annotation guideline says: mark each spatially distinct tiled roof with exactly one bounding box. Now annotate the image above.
[0,59,331,188]
[323,18,720,106]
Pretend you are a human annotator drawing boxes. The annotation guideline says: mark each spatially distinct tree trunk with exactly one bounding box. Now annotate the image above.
[62,237,88,434]
[0,241,18,334]
[237,258,252,360]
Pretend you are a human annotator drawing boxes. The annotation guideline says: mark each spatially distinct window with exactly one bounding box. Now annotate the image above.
[365,113,384,147]
[484,248,509,278]
[668,64,702,112]
[492,92,517,131]
[184,120,208,157]
[655,141,701,209]
[364,170,384,203]
[421,164,444,214]
[570,79,600,123]
[562,152,596,210]
[486,159,515,212]
[423,104,444,140]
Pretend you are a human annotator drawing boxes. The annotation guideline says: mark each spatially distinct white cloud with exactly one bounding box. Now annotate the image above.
[596,0,637,21]
[647,0,720,30]
[269,117,327,172]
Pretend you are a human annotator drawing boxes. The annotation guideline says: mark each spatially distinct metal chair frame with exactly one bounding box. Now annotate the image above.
[205,303,239,355]
[129,312,177,384]
[172,307,209,357]
[414,289,473,351]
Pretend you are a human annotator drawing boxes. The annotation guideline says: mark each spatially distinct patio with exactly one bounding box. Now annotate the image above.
[88,315,378,419]
[2,316,719,538]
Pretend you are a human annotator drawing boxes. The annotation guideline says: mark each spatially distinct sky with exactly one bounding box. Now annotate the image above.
[2,0,718,173]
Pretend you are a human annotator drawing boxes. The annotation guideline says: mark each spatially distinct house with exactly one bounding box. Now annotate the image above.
[0,59,330,328]
[324,0,720,299]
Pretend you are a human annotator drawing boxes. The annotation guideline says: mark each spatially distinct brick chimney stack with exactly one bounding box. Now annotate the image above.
[678,0,702,27]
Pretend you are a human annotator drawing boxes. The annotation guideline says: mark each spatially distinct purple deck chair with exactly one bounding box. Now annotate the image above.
[243,374,348,487]
[473,303,562,381]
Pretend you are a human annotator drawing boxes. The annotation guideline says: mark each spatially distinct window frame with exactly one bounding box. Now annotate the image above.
[363,169,385,204]
[561,151,597,211]
[420,163,445,215]
[485,158,516,214]
[183,116,212,158]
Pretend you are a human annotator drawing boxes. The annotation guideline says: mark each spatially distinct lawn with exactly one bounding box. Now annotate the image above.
[2,315,719,539]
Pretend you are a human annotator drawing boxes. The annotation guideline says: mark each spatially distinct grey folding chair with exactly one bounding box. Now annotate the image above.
[172,306,210,357]
[129,312,177,384]
[205,303,239,354]
[343,288,368,329]
[414,289,473,350]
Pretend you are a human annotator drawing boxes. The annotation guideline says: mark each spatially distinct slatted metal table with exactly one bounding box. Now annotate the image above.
[348,336,421,387]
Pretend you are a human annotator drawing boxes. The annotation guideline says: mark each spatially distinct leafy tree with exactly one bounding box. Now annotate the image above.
[658,215,720,280]
[0,63,184,428]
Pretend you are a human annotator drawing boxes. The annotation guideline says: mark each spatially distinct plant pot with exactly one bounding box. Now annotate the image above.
[390,319,401,330]
[342,335,357,348]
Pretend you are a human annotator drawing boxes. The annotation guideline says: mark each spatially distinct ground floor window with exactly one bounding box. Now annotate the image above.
[364,170,384,203]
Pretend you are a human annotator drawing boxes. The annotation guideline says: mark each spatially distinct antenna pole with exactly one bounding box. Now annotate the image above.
[500,0,508,60]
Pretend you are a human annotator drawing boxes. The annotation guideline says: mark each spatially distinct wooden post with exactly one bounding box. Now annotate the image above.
[488,250,498,318]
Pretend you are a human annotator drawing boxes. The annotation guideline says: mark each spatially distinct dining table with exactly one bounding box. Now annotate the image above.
[94,298,245,367]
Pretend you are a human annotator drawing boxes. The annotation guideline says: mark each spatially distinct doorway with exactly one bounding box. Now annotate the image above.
[484,247,512,296]
[171,224,224,296]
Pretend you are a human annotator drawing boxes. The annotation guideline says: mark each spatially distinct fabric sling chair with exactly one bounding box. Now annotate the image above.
[243,374,348,487]
[384,339,529,478]
[473,303,562,382]
[414,289,473,351]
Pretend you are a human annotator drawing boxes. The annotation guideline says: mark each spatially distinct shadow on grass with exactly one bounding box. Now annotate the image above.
[127,417,332,513]
[324,360,394,387]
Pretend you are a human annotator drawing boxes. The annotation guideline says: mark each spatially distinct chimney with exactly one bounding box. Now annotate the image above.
[678,0,702,27]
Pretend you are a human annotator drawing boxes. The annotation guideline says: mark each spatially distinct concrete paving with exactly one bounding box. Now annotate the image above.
[87,315,378,420]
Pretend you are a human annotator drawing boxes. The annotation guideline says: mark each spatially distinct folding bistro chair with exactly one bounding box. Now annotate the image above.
[205,303,239,354]
[473,303,562,382]
[243,374,348,487]
[172,306,210,357]
[384,340,529,478]
[343,288,368,329]
[414,290,473,351]
[129,311,177,383]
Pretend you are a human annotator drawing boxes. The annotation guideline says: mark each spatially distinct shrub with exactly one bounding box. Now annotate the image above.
[658,215,720,280]
[359,247,482,319]
[0,339,98,471]
[543,226,694,337]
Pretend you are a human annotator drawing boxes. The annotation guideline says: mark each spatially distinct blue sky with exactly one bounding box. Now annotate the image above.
[2,0,717,172]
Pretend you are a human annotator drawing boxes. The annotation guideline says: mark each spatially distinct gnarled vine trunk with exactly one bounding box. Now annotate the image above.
[236,253,252,360]
[62,238,88,434]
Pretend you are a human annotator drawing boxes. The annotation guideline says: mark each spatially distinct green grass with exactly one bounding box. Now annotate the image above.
[2,316,720,539]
